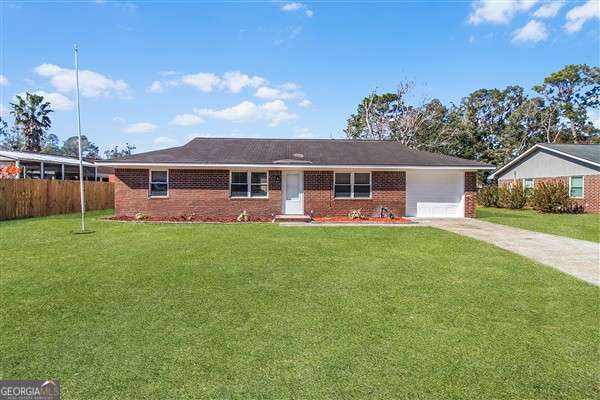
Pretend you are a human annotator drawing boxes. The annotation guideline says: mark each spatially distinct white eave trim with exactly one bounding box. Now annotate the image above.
[95,162,494,170]
[490,144,600,179]
[0,151,95,167]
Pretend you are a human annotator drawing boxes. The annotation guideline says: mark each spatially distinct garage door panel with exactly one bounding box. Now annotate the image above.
[406,171,464,218]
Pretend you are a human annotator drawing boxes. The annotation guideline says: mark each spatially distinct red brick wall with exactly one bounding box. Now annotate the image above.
[304,171,406,217]
[582,175,600,213]
[115,169,407,218]
[464,171,477,218]
[115,169,282,218]
[498,175,599,213]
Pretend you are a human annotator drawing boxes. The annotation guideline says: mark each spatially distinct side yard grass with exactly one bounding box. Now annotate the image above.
[1,211,598,399]
[477,206,600,242]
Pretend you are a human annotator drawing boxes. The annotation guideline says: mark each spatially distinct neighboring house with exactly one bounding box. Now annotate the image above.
[490,143,600,213]
[0,150,114,182]
[97,138,493,219]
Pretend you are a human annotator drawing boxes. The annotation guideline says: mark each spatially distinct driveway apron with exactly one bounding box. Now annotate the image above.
[418,218,599,286]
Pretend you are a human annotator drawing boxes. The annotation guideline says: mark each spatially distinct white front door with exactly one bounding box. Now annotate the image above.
[283,172,304,215]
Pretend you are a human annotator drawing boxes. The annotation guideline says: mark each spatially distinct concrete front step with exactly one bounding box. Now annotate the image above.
[273,214,312,223]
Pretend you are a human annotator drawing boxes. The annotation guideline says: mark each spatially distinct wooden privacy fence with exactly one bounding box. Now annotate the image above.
[0,180,114,220]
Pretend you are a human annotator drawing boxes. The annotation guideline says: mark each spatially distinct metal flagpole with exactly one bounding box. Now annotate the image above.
[74,44,86,232]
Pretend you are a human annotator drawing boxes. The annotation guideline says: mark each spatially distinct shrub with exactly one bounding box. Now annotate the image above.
[348,209,368,219]
[0,164,22,179]
[497,184,527,209]
[237,210,249,222]
[529,182,583,213]
[478,185,499,207]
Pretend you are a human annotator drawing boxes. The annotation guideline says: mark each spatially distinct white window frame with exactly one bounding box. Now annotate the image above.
[334,172,372,199]
[569,176,584,199]
[523,178,534,191]
[229,171,269,199]
[149,169,169,198]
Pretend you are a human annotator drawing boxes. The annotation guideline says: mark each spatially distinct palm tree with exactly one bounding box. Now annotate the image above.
[10,93,53,152]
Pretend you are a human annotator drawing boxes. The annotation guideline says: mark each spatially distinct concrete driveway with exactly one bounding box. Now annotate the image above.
[419,218,600,286]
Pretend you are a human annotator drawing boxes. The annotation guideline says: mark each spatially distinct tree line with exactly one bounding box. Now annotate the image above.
[0,93,135,159]
[345,64,599,168]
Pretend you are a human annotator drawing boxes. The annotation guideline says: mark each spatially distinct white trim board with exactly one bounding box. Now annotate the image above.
[96,162,492,171]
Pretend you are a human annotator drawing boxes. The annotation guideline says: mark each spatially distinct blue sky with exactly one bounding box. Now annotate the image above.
[1,0,598,154]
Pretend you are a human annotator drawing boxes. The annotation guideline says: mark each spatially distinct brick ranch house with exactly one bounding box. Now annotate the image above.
[97,138,494,220]
[490,143,600,213]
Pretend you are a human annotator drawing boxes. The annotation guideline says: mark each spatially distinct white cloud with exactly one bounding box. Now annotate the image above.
[280,82,300,91]
[254,87,281,99]
[15,91,74,111]
[149,81,163,93]
[564,0,600,33]
[113,116,125,122]
[34,63,130,98]
[34,91,75,111]
[154,136,177,146]
[171,114,204,126]
[0,75,7,86]
[195,100,297,126]
[254,81,305,101]
[281,2,313,16]
[468,0,539,24]
[533,0,564,18]
[513,19,548,42]
[282,2,303,11]
[162,71,309,100]
[181,72,221,92]
[221,71,266,93]
[159,70,180,76]
[172,71,266,93]
[254,85,302,100]
[121,122,158,133]
[298,99,312,108]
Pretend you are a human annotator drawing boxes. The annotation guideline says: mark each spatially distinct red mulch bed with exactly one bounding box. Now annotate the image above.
[107,215,271,223]
[312,216,413,224]
[105,215,414,224]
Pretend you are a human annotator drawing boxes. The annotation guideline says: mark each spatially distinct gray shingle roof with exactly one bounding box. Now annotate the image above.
[99,138,493,168]
[539,144,600,164]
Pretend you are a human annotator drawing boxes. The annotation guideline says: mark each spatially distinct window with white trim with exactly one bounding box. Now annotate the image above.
[334,172,371,198]
[523,178,534,192]
[569,176,583,198]
[230,171,268,198]
[149,170,168,197]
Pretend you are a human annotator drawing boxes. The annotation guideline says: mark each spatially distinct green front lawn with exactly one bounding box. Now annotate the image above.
[1,211,598,399]
[477,207,600,242]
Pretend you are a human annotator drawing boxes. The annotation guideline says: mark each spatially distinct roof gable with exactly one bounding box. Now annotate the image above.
[491,144,600,179]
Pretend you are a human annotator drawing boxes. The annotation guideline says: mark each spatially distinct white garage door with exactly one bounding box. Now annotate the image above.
[406,170,464,218]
